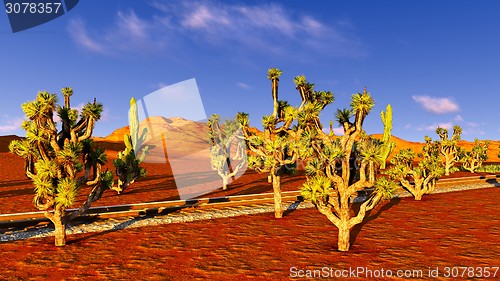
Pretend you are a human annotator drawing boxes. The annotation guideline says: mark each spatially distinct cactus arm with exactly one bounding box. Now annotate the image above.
[129,97,139,149]
[379,104,395,169]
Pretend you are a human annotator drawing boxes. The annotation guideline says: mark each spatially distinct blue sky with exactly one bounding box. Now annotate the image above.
[1,0,499,142]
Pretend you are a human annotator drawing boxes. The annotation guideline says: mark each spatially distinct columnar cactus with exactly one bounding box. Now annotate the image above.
[299,88,397,251]
[386,136,445,200]
[460,138,490,173]
[9,89,146,246]
[379,104,395,169]
[208,113,247,190]
[111,97,148,194]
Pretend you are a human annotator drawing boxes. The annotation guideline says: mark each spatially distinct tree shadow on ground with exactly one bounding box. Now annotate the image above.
[67,207,184,244]
[283,197,304,217]
[486,178,500,187]
[350,197,401,247]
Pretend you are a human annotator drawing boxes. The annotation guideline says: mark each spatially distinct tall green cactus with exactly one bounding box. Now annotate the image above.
[379,104,395,169]
[112,97,148,194]
[117,97,148,162]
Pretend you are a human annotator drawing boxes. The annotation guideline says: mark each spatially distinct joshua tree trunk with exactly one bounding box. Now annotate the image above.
[46,207,67,247]
[445,158,452,176]
[414,190,424,201]
[271,79,279,118]
[222,176,229,190]
[272,173,283,218]
[337,223,351,252]
[54,218,66,247]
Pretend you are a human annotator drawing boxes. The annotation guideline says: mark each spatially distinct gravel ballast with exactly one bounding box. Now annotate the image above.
[1,182,498,242]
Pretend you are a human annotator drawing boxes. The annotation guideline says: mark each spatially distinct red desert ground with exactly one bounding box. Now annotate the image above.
[0,117,498,280]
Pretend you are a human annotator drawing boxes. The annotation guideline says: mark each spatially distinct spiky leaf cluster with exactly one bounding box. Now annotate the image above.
[9,88,110,214]
[301,175,331,206]
[460,138,490,173]
[373,177,398,199]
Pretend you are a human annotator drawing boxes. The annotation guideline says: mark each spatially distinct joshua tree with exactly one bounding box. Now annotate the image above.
[299,88,397,252]
[379,104,395,169]
[386,136,445,200]
[110,97,148,194]
[460,138,490,173]
[208,113,247,190]
[9,88,145,246]
[241,68,294,219]
[435,125,462,175]
[240,68,331,218]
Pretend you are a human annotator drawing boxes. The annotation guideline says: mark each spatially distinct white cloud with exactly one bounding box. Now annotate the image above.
[462,129,485,136]
[0,118,23,134]
[68,10,166,55]
[67,19,105,53]
[332,127,344,135]
[236,82,251,90]
[181,5,230,30]
[323,126,344,135]
[412,95,460,114]
[454,115,464,122]
[465,121,480,128]
[68,2,364,58]
[415,122,454,132]
[116,10,149,39]
[100,106,111,122]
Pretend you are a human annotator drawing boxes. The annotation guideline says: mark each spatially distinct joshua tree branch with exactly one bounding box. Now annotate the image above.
[66,182,108,221]
[33,195,54,211]
[85,164,102,185]
[316,202,341,226]
[349,193,382,228]
[77,119,95,142]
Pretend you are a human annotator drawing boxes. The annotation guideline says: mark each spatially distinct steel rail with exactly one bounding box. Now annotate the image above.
[0,174,498,231]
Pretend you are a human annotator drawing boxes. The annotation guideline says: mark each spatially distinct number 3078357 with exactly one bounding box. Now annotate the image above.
[5,2,62,14]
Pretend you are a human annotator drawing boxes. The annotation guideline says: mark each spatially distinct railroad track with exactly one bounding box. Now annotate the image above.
[1,174,498,233]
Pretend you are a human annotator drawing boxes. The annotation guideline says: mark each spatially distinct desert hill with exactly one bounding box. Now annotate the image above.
[3,117,499,162]
[99,118,500,161]
[371,134,500,162]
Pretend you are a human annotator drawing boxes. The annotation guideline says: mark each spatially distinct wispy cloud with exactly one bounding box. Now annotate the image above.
[68,2,365,58]
[0,118,23,134]
[323,126,344,135]
[426,122,453,131]
[412,95,460,114]
[236,82,251,90]
[67,19,105,53]
[68,10,166,55]
[409,115,486,139]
